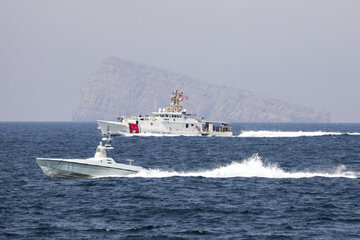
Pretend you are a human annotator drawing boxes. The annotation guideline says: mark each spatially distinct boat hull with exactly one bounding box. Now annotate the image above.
[201,131,233,137]
[97,119,202,136]
[97,120,230,136]
[36,158,142,178]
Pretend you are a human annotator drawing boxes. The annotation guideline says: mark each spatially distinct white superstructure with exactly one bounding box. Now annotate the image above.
[97,90,232,137]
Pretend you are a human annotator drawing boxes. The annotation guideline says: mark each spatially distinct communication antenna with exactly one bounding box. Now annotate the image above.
[102,133,114,150]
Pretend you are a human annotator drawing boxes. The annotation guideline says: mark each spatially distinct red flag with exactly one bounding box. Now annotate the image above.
[181,95,189,101]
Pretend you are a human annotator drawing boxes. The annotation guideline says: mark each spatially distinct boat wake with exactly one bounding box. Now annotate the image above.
[124,154,358,179]
[238,130,360,138]
[116,131,360,138]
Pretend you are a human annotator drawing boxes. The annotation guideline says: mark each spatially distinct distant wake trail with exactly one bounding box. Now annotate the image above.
[238,130,360,138]
[126,154,358,179]
[119,131,360,138]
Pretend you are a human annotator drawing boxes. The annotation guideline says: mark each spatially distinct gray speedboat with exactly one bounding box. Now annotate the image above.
[36,141,143,178]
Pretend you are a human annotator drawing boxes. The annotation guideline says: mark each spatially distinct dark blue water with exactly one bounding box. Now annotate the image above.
[1,122,360,239]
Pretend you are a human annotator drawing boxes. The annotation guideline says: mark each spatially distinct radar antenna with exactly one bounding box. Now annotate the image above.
[166,90,184,113]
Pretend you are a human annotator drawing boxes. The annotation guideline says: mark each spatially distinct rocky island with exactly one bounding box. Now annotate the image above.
[73,57,330,123]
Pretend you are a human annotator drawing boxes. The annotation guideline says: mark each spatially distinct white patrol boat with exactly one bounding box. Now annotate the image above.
[97,90,233,137]
[36,138,142,178]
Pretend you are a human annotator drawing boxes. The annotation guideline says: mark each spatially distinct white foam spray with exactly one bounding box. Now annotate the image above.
[121,131,360,138]
[238,131,360,138]
[126,154,358,179]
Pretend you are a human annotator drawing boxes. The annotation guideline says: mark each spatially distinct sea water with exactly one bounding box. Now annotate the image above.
[1,122,360,239]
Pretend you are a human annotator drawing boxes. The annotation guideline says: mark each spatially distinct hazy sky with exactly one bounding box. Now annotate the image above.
[1,0,359,122]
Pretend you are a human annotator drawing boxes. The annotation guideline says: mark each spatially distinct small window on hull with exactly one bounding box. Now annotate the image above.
[186,124,189,128]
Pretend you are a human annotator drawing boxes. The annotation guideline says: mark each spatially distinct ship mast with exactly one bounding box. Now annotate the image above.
[166,90,183,112]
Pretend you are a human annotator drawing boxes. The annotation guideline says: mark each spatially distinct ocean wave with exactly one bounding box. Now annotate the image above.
[127,154,358,179]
